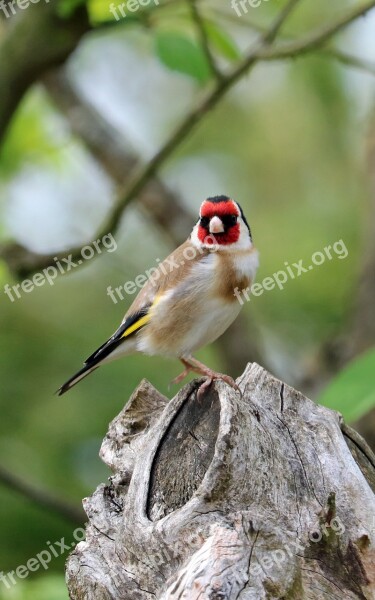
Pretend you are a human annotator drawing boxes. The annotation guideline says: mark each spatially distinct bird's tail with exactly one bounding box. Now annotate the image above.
[57,363,100,396]
[57,307,151,396]
[57,335,123,396]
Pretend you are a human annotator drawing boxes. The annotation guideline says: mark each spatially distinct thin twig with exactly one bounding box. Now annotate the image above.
[213,7,375,77]
[320,48,375,77]
[190,0,223,81]
[257,0,375,60]
[0,464,85,525]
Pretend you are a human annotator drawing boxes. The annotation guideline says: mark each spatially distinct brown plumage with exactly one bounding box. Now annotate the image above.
[58,196,258,396]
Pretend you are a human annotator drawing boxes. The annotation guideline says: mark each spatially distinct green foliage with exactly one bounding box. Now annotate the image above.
[0,575,68,600]
[155,30,211,84]
[204,21,240,61]
[0,92,61,180]
[56,0,86,19]
[318,348,375,423]
[88,0,163,27]
[87,0,113,23]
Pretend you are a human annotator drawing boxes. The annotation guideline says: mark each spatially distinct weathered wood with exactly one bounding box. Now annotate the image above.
[66,364,375,599]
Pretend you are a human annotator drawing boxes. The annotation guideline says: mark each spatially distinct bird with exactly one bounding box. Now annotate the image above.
[58,195,259,396]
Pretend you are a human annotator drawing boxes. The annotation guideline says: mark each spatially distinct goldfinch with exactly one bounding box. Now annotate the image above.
[58,196,258,396]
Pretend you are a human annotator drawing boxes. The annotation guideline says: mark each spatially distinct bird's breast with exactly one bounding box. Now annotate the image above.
[214,247,259,301]
[136,248,258,358]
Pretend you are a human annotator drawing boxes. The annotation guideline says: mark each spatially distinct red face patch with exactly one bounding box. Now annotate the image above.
[200,199,239,219]
[198,224,240,245]
[198,199,241,245]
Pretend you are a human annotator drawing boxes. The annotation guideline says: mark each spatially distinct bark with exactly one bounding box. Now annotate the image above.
[0,2,90,145]
[66,364,375,599]
[348,106,375,359]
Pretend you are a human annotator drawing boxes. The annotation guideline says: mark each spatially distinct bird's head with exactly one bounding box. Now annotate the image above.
[191,195,253,251]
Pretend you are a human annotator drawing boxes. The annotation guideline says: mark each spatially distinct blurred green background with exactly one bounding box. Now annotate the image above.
[1,0,375,597]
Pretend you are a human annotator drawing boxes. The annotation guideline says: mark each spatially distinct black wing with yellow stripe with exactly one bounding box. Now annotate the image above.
[84,306,151,365]
[57,306,151,396]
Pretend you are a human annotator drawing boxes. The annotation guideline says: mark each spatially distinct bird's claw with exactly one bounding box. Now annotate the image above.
[196,373,241,400]
[170,368,193,387]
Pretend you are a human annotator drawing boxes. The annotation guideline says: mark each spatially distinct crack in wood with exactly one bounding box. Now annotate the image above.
[147,386,220,521]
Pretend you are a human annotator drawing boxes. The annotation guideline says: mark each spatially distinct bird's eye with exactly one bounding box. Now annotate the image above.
[222,214,238,227]
[200,217,210,228]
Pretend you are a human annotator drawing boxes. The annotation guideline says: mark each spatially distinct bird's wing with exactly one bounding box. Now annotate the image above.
[85,240,207,364]
[122,238,209,320]
[58,240,209,396]
[84,306,151,365]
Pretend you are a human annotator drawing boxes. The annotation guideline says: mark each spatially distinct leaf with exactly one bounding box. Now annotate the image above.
[88,0,112,23]
[317,347,375,423]
[57,0,86,19]
[155,31,211,84]
[204,21,241,61]
[0,91,61,180]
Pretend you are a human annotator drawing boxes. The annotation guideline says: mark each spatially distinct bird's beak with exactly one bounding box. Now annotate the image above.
[209,216,225,234]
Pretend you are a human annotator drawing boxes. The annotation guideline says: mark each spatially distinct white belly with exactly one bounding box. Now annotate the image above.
[136,249,255,359]
[178,299,241,356]
[136,257,239,357]
[137,296,241,358]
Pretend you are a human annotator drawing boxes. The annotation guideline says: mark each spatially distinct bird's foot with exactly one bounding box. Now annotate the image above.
[186,356,241,394]
[170,367,193,386]
[171,357,241,395]
[197,377,213,400]
[203,370,240,393]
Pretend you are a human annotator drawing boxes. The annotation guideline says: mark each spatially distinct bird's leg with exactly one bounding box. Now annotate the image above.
[184,356,240,393]
[170,358,195,386]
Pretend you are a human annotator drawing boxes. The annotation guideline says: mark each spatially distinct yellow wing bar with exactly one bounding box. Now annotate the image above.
[121,313,151,338]
[120,293,164,339]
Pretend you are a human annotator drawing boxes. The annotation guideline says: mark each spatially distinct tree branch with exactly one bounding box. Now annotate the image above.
[0,0,301,276]
[3,0,375,277]
[213,8,375,77]
[256,0,375,61]
[97,0,302,239]
[190,0,223,81]
[97,0,375,240]
[0,464,85,525]
[346,105,375,358]
[320,47,375,77]
[0,1,91,145]
[44,71,189,248]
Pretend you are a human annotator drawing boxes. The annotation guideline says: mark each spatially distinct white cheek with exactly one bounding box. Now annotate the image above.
[190,224,201,248]
[236,250,259,280]
[236,220,253,249]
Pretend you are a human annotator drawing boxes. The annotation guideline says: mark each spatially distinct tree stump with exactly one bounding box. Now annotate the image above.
[66,363,375,599]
